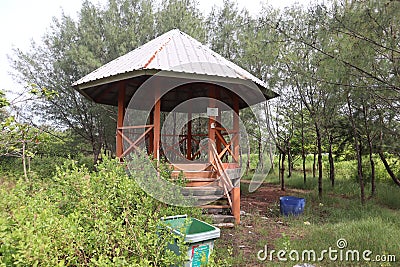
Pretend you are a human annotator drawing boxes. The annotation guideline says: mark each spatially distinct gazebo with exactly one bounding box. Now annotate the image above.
[73,29,278,224]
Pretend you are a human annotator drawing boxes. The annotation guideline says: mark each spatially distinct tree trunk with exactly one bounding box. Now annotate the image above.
[22,140,28,182]
[302,153,307,184]
[28,157,31,173]
[258,136,262,168]
[287,141,292,178]
[362,104,375,197]
[280,152,286,191]
[245,146,250,176]
[368,137,376,197]
[356,140,366,204]
[313,149,316,179]
[269,143,274,171]
[347,94,365,204]
[315,124,323,198]
[278,152,282,182]
[328,134,335,188]
[378,151,400,187]
[301,107,306,184]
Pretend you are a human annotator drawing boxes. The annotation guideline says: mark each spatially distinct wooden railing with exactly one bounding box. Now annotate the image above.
[117,125,154,157]
[214,126,239,163]
[161,133,207,161]
[209,142,233,210]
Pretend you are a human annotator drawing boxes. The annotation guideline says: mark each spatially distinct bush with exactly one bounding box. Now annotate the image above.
[0,156,202,266]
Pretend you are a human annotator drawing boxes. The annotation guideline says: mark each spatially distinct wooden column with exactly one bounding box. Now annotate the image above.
[232,94,240,224]
[233,95,240,163]
[153,94,161,161]
[216,89,222,154]
[116,83,125,158]
[187,111,192,160]
[148,110,154,155]
[208,87,216,162]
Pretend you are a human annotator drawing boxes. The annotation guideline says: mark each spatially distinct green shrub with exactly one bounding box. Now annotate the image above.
[0,156,201,266]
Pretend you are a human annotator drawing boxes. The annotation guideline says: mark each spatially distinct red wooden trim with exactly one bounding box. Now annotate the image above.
[153,95,161,160]
[187,112,192,160]
[232,94,240,224]
[117,125,154,130]
[208,87,216,162]
[232,187,240,224]
[216,89,222,154]
[116,83,125,158]
[233,94,240,163]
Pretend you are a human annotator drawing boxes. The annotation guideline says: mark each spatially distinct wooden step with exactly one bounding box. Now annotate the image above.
[209,214,235,224]
[201,205,231,209]
[181,186,224,196]
[171,170,216,179]
[171,163,212,171]
[185,178,218,187]
[191,195,225,201]
[201,205,231,215]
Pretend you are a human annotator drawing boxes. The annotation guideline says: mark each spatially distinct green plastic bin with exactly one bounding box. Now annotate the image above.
[161,215,220,267]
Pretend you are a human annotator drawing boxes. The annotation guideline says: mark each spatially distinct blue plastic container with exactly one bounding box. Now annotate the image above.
[280,196,305,216]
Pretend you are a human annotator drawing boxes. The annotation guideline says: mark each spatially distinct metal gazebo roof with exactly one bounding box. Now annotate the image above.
[72,29,278,111]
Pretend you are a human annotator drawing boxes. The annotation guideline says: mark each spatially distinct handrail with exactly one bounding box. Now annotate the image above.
[210,143,233,210]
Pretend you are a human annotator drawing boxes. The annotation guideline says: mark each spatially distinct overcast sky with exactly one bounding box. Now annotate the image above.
[0,0,311,96]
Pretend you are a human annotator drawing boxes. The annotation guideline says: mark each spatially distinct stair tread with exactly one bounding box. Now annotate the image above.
[172,170,215,173]
[183,186,223,190]
[182,186,224,196]
[192,195,225,200]
[184,178,217,181]
[171,163,211,171]
[209,214,235,224]
[201,205,231,209]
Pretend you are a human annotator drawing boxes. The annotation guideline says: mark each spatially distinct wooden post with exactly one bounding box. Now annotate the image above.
[232,94,240,224]
[149,110,154,155]
[208,87,216,162]
[187,111,192,160]
[233,95,240,163]
[153,93,161,161]
[116,83,125,158]
[216,88,222,154]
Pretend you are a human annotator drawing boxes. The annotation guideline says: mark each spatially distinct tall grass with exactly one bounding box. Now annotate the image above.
[255,155,400,266]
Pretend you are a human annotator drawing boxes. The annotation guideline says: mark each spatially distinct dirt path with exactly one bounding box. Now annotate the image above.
[216,182,309,266]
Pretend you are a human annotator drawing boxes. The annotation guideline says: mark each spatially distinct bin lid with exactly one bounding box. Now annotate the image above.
[162,215,220,243]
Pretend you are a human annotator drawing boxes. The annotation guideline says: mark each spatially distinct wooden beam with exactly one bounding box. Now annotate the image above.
[187,112,192,160]
[216,89,222,154]
[233,94,240,163]
[232,93,240,224]
[232,187,240,224]
[116,83,125,158]
[153,93,161,161]
[208,86,216,162]
[149,110,154,155]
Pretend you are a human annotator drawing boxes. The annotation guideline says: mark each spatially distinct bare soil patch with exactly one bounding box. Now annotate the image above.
[215,182,310,266]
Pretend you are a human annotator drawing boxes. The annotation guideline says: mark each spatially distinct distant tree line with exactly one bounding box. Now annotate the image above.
[7,0,400,201]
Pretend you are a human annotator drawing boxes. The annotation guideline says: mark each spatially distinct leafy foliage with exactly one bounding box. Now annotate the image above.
[0,156,201,266]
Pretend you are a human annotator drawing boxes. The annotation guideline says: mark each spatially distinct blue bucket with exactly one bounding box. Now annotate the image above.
[280,196,305,216]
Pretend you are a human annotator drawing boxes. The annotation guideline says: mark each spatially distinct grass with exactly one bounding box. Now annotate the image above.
[2,154,399,266]
[214,156,400,266]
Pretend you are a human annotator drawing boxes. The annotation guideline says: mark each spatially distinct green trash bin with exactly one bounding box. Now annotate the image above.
[161,215,220,267]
